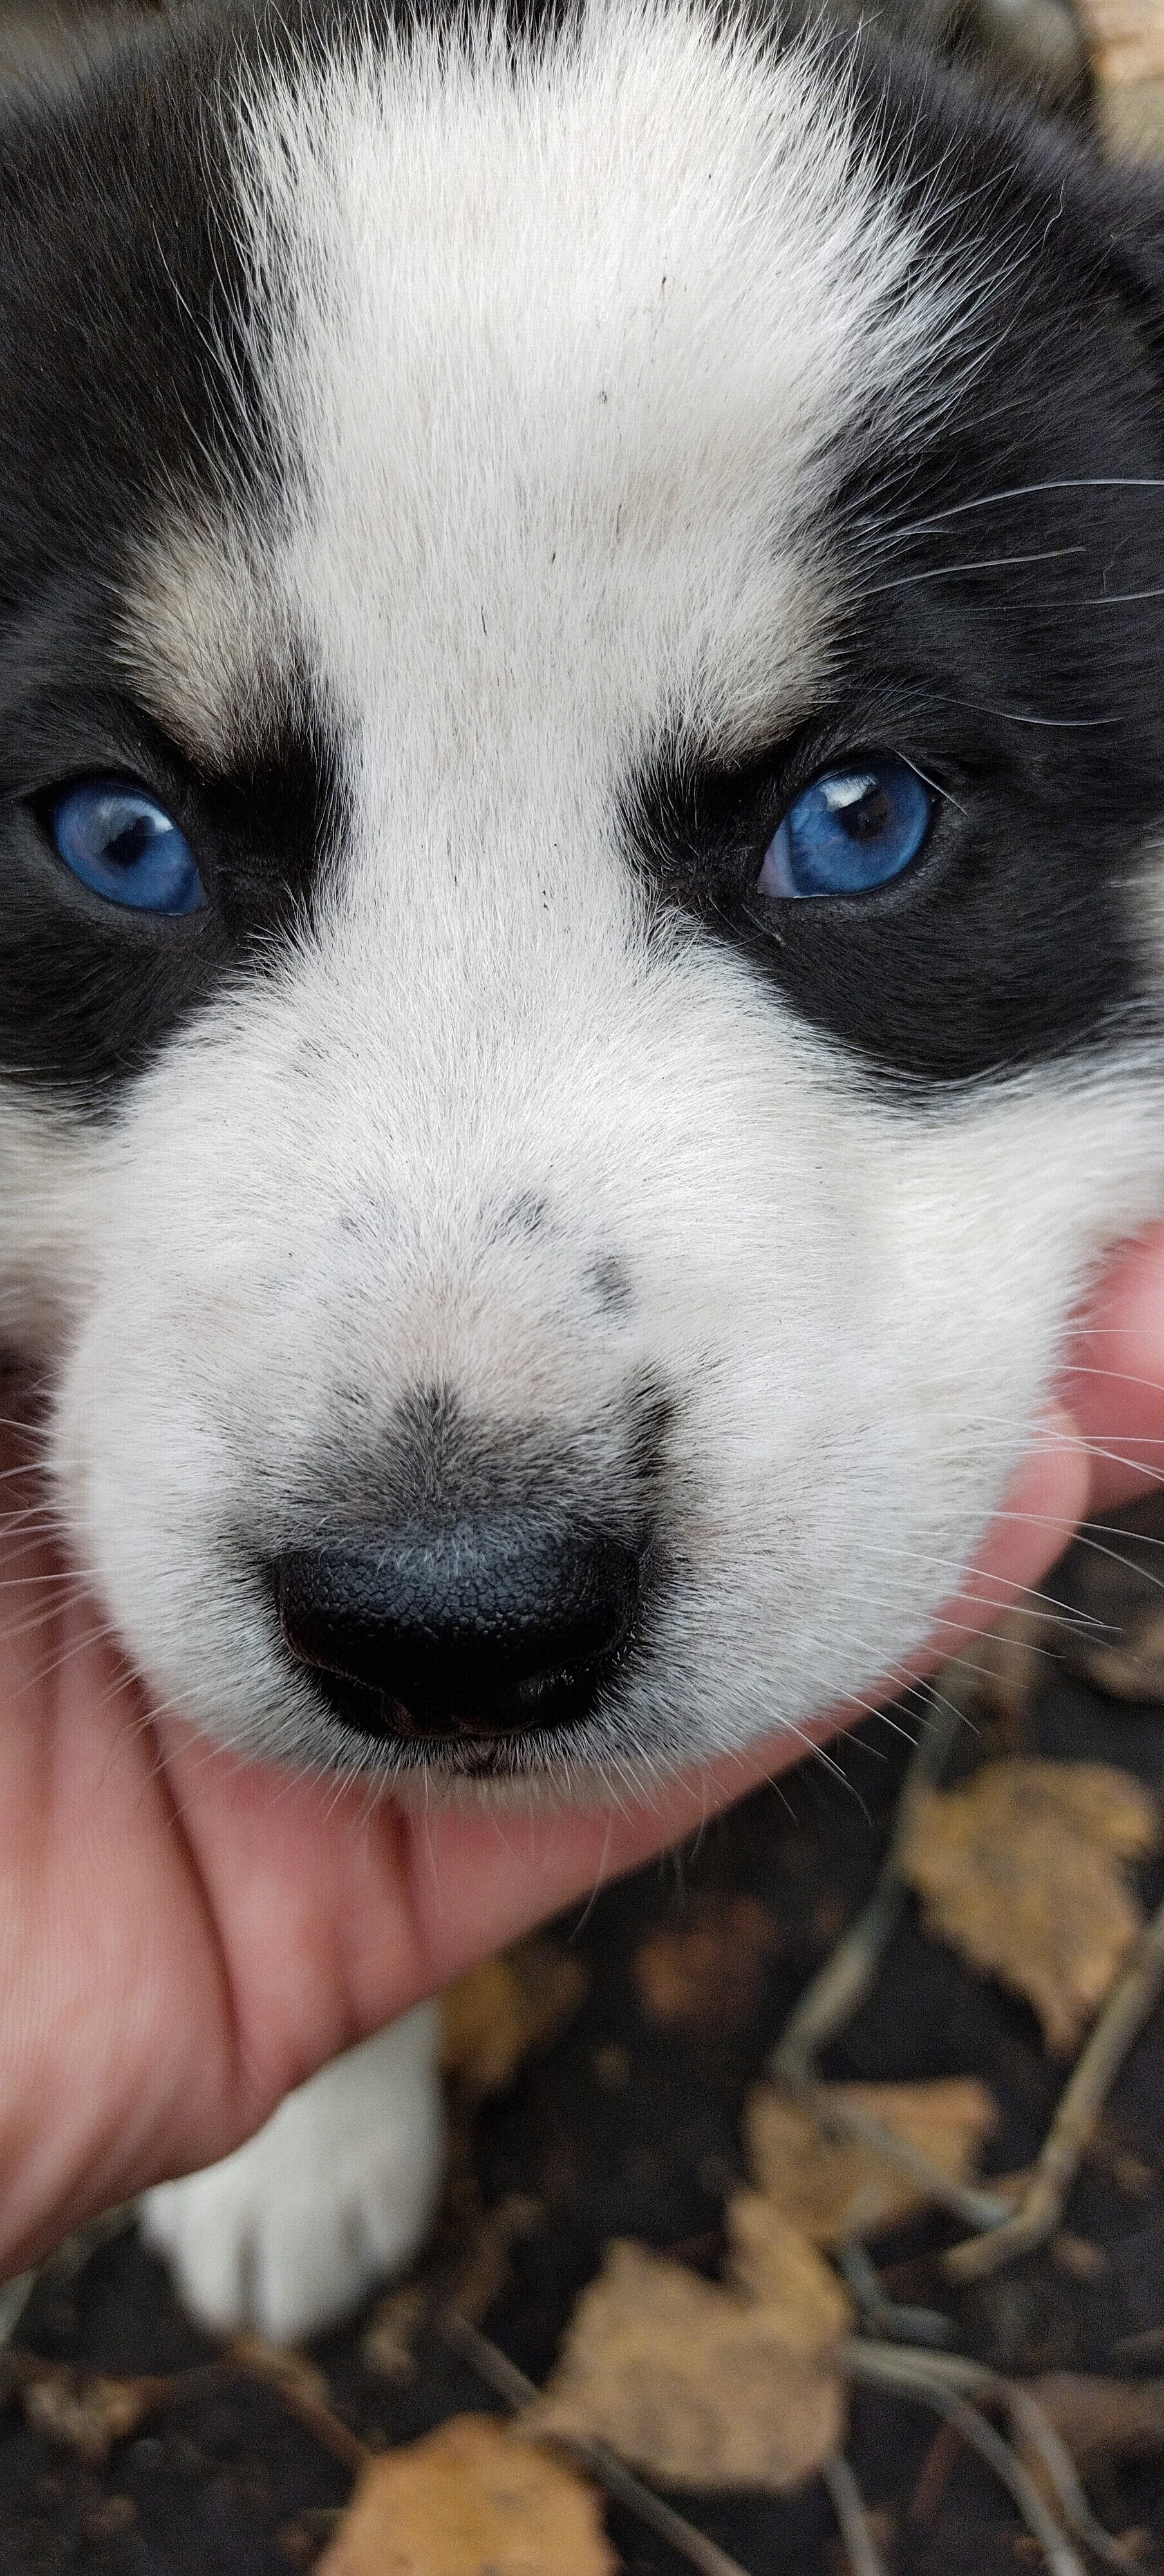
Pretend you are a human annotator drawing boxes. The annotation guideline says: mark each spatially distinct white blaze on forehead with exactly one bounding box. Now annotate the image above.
[216,0,948,775]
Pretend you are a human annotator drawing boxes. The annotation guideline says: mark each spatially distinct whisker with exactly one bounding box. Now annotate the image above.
[990,1510,1164,1601]
[856,1537,1099,1624]
[887,477,1164,540]
[927,697,1120,730]
[858,545,1084,600]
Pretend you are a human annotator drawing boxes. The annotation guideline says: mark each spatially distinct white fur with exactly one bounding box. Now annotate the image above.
[6,2,1164,2334]
[140,2006,444,2340]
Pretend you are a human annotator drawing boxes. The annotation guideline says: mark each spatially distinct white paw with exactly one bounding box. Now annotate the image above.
[140,2005,444,2342]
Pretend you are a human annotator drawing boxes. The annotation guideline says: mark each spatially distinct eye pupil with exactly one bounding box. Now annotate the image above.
[758,755,932,901]
[844,786,891,842]
[107,814,160,869]
[48,781,205,916]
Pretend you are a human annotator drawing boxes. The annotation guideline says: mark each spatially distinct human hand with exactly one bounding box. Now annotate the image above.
[1,1223,1157,2277]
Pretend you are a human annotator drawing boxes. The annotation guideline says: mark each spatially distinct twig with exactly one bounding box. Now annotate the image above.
[821,2452,890,2576]
[439,2307,756,2576]
[767,1681,1011,2232]
[229,2336,370,2476]
[844,2343,1084,2575]
[945,1889,1164,2282]
[1004,2385,1142,2575]
[837,2240,953,2347]
[770,1685,966,2086]
[930,2394,1085,2576]
[845,2343,1138,2573]
[812,2090,1012,2233]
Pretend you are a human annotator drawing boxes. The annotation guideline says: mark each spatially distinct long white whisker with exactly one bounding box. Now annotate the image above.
[859,545,1084,599]
[887,477,1164,538]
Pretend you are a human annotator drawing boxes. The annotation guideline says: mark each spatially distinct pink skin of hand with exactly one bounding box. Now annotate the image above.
[1,1224,1161,2277]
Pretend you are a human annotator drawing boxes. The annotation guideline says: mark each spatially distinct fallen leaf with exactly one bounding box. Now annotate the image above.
[633,1895,782,2032]
[317,2414,616,2576]
[361,2285,426,2383]
[1075,1622,1164,1704]
[725,2191,854,2347]
[744,2078,999,2247]
[901,1759,1159,2054]
[17,2365,153,2465]
[440,1940,589,2098]
[527,2239,845,2491]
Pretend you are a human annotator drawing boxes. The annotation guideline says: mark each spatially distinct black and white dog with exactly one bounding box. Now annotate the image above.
[4,0,1164,2338]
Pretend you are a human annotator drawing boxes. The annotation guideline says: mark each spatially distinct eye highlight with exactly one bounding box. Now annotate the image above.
[758,756,933,900]
[48,781,205,916]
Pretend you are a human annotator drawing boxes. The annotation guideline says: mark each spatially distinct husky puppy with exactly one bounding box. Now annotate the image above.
[3,0,1164,2336]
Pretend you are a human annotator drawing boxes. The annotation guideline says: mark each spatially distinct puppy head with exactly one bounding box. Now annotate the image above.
[4,0,1164,1790]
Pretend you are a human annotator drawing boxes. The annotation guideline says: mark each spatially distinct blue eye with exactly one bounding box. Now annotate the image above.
[758,755,932,900]
[49,781,205,916]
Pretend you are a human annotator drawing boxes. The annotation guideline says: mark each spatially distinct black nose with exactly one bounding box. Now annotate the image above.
[272,1519,640,1743]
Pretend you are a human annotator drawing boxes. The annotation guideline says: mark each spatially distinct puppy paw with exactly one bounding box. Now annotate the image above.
[140,2005,444,2342]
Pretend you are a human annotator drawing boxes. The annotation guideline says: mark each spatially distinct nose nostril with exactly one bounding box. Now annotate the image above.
[272,1519,641,1745]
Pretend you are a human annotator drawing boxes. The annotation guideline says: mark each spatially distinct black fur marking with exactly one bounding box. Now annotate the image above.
[635,59,1164,1086]
[7,9,1164,1104]
[0,11,339,1099]
[500,1192,551,1242]
[588,1251,633,1314]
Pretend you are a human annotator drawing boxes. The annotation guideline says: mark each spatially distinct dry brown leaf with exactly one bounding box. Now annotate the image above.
[901,1759,1159,2054]
[1078,1622,1164,1700]
[361,2286,426,2384]
[527,2239,846,2492]
[744,2076,999,2246]
[440,1940,589,2098]
[633,1895,783,2032]
[725,2192,854,2347]
[317,2414,616,2576]
[18,2365,153,2465]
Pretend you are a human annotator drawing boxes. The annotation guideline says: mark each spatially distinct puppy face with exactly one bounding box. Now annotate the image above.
[4,0,1164,1789]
